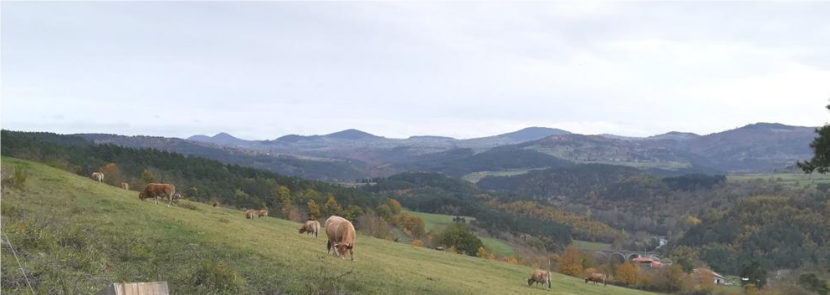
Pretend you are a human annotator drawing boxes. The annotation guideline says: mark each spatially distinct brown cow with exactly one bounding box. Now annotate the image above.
[257,209,268,218]
[585,273,607,286]
[244,209,256,219]
[121,182,130,190]
[91,172,104,183]
[212,201,218,207]
[138,183,177,207]
[299,220,321,237]
[528,270,551,289]
[325,216,356,261]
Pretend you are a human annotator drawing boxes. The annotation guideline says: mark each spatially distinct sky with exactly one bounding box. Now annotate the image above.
[2,1,830,140]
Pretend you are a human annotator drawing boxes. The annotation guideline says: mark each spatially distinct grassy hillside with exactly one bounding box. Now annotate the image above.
[404,210,515,257]
[1,157,655,295]
[728,172,830,188]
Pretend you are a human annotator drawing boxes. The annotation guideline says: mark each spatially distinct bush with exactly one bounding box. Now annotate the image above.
[190,258,246,293]
[436,224,483,256]
[1,168,27,191]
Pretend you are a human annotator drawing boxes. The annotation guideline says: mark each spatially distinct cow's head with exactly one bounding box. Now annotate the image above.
[138,192,145,200]
[335,243,352,259]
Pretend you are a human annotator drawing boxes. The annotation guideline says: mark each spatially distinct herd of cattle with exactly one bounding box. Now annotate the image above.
[90,171,608,289]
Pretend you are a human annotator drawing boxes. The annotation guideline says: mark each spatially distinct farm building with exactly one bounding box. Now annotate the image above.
[693,268,726,285]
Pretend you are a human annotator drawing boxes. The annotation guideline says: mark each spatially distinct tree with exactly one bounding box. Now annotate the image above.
[141,168,155,184]
[437,224,483,256]
[558,244,583,277]
[306,200,321,220]
[344,205,364,222]
[376,204,392,221]
[387,199,403,215]
[617,261,642,286]
[740,259,767,289]
[799,104,830,173]
[651,265,686,293]
[276,186,292,218]
[403,215,426,238]
[477,246,488,258]
[324,196,342,217]
[99,162,124,186]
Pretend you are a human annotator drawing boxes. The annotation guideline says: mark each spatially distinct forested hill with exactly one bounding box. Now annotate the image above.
[0,130,386,213]
[677,195,830,275]
[366,172,621,245]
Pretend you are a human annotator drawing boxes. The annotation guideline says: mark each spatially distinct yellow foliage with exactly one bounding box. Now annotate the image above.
[617,261,642,286]
[558,244,583,277]
[477,246,487,258]
[411,240,424,247]
[686,215,701,226]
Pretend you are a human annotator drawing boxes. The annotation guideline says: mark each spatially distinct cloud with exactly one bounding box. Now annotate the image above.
[2,2,829,139]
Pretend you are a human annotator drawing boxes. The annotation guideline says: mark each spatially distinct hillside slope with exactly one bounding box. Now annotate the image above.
[0,157,654,295]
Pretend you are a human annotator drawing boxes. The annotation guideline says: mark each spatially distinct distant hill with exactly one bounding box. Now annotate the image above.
[682,123,815,172]
[70,133,370,181]
[461,127,571,147]
[516,123,816,173]
[171,122,817,178]
[187,132,252,146]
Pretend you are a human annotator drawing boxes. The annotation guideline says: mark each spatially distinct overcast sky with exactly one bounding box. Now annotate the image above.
[3,2,830,140]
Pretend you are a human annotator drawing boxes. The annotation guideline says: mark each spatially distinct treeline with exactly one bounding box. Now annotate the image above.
[366,172,584,251]
[1,130,387,217]
[677,195,830,275]
[478,164,726,204]
[391,146,572,177]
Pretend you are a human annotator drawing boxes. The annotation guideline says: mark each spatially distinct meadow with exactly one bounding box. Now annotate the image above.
[1,157,654,294]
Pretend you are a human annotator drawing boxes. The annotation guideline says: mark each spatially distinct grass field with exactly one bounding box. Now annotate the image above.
[0,157,655,294]
[404,210,515,257]
[728,172,830,188]
[574,240,612,251]
[461,169,538,183]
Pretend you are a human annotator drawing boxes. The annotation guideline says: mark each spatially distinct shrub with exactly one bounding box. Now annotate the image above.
[436,224,483,256]
[190,258,246,293]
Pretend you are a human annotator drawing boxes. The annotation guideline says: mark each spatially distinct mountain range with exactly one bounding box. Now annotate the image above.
[69,123,817,182]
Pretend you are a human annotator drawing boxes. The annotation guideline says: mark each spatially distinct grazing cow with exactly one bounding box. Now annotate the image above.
[299,220,321,237]
[257,209,268,218]
[325,216,356,261]
[212,201,218,207]
[527,270,551,289]
[121,182,130,190]
[91,172,104,183]
[138,183,177,207]
[585,273,607,286]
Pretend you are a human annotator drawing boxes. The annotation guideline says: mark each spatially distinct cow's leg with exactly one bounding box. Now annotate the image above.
[168,194,173,207]
[349,248,354,261]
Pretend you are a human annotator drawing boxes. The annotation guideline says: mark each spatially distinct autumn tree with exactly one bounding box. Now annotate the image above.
[324,195,343,217]
[403,215,426,238]
[100,163,123,186]
[617,261,642,286]
[558,244,583,277]
[387,199,402,215]
[307,199,321,220]
[276,186,292,218]
[477,246,488,258]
